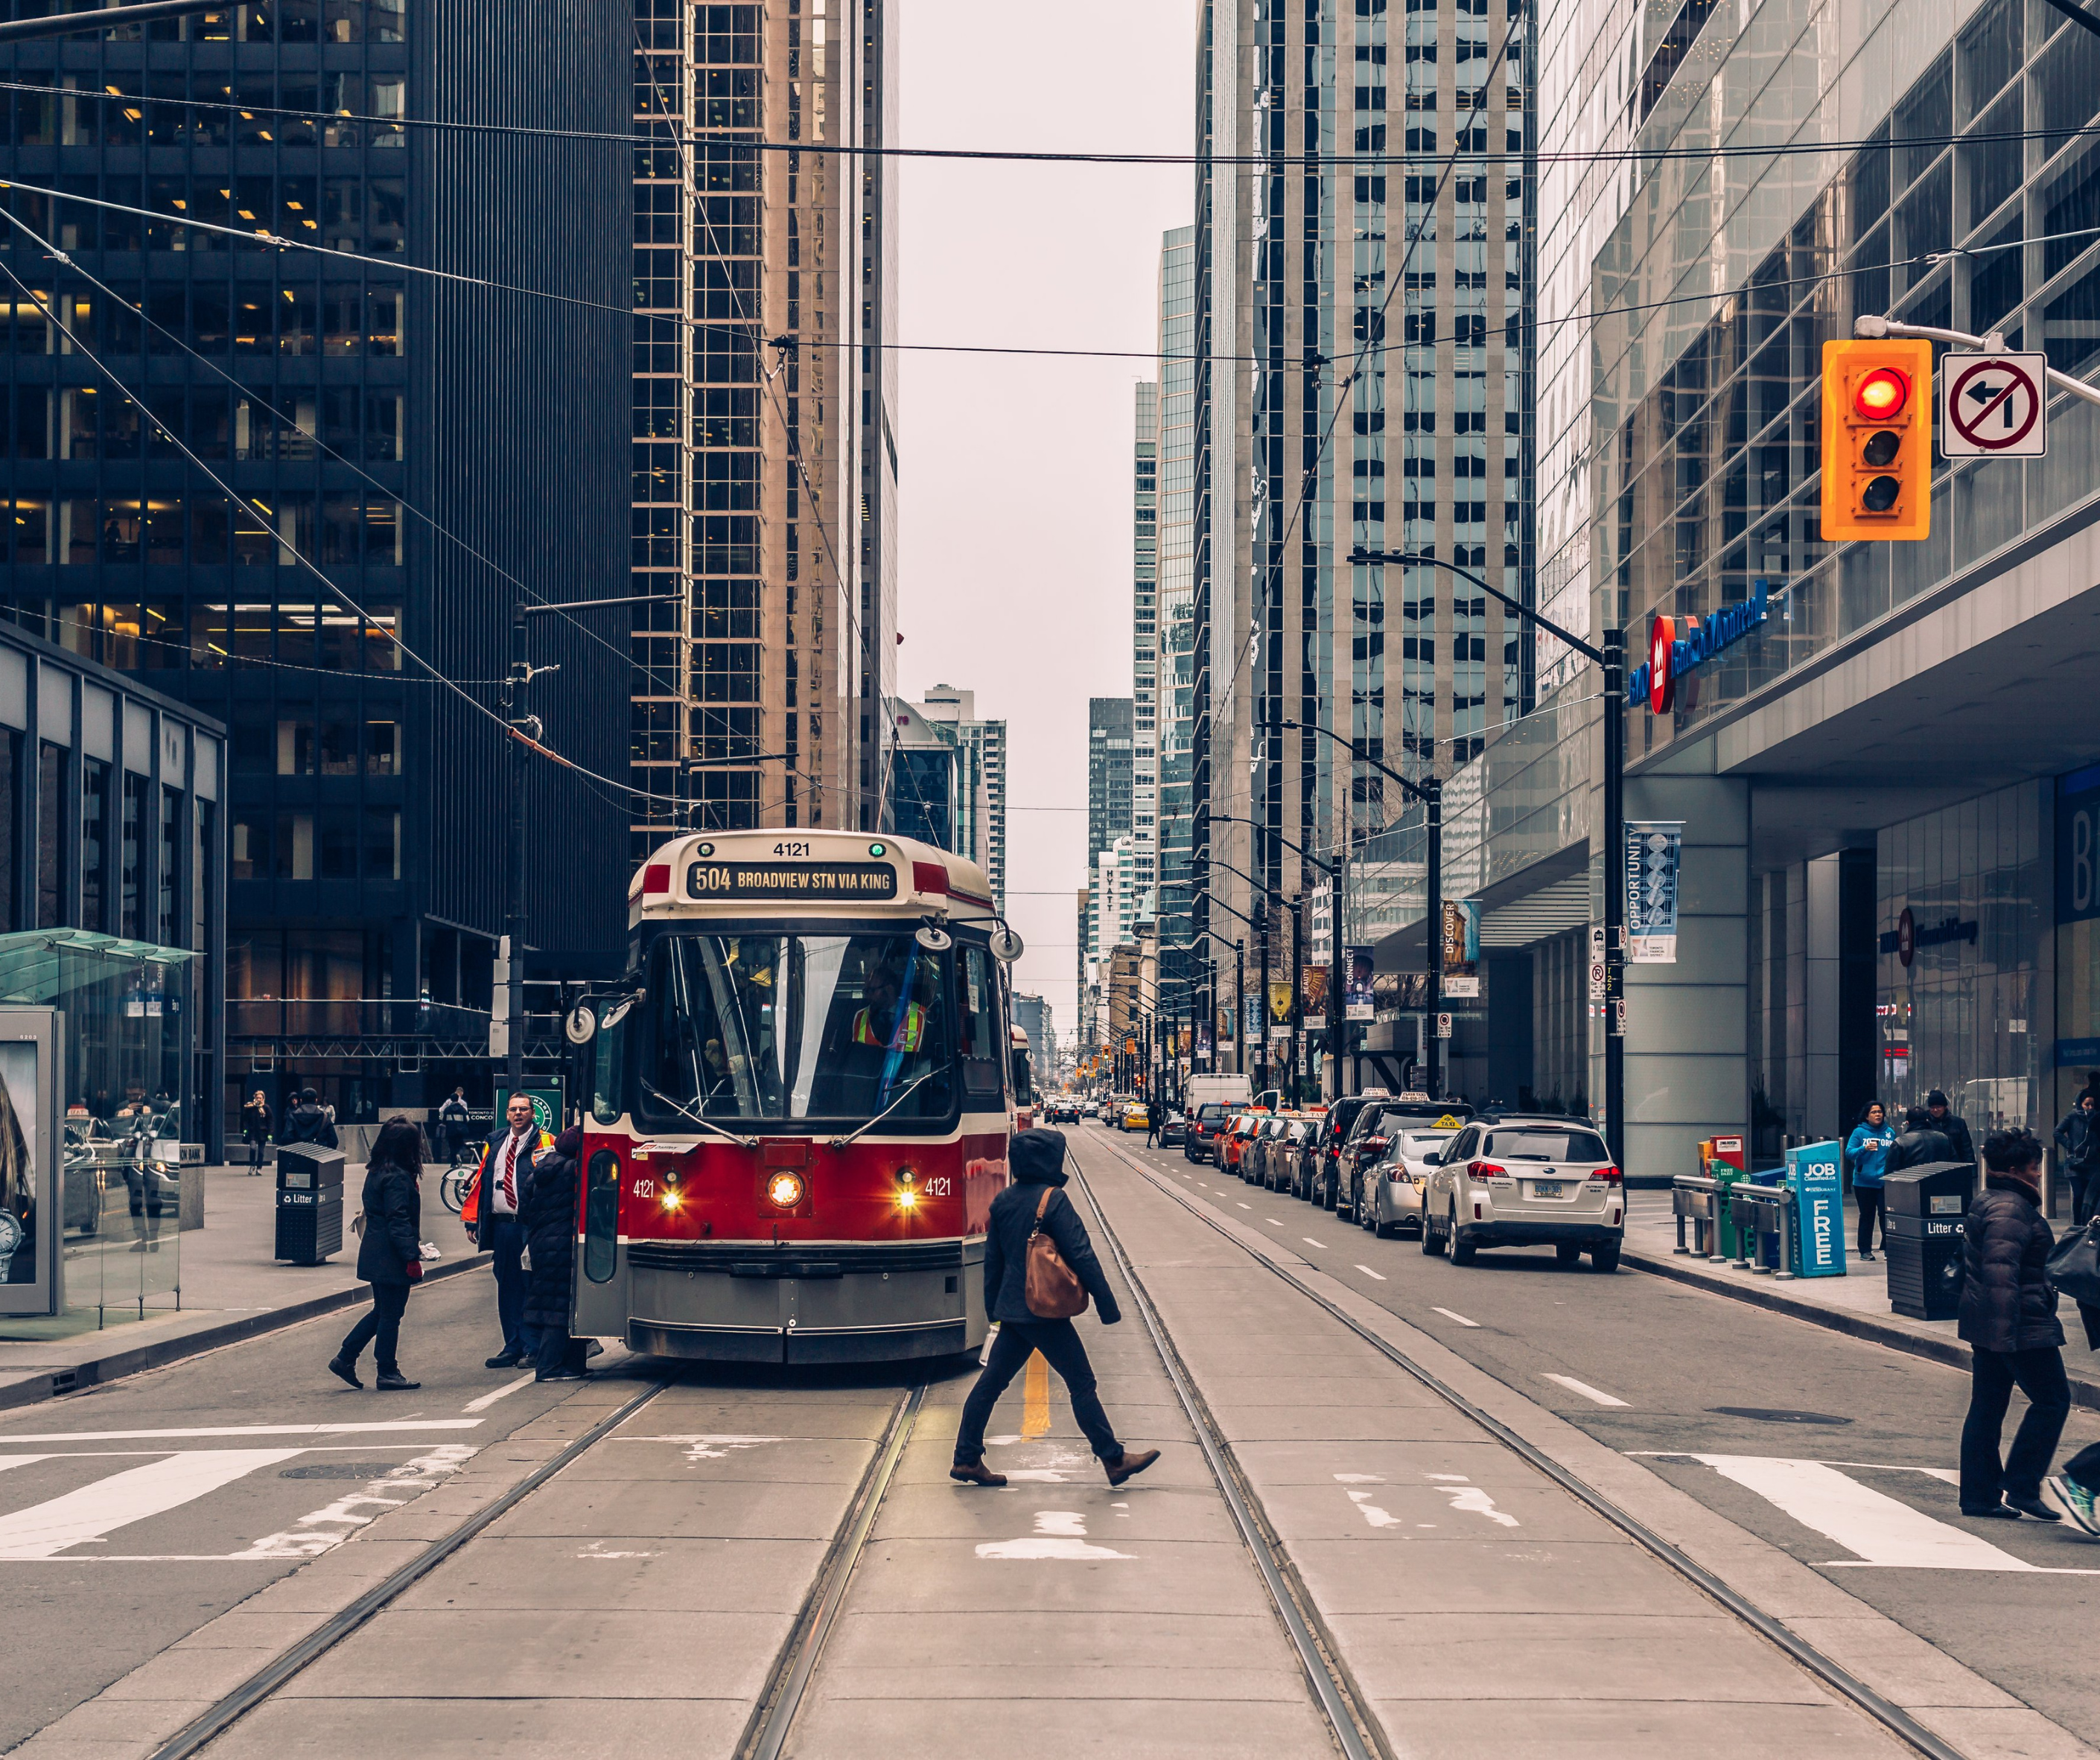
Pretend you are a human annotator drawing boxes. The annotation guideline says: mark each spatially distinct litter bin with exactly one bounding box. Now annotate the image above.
[1883,1160,1973,1321]
[275,1142,345,1265]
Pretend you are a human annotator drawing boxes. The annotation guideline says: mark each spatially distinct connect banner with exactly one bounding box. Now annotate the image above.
[1625,821,1682,963]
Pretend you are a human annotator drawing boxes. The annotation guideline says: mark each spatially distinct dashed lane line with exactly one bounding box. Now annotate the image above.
[1355,1265,1387,1281]
[1302,1237,1327,1249]
[1431,1307,1480,1328]
[1542,1372,1629,1408]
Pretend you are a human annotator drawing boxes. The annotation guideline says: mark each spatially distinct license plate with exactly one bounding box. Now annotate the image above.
[1530,1179,1565,1199]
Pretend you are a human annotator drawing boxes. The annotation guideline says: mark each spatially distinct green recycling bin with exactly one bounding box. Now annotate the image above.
[1712,1164,1750,1262]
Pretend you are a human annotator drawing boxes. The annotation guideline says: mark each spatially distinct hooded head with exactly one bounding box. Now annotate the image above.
[1926,1088,1950,1112]
[554,1124,585,1159]
[1008,1128,1069,1186]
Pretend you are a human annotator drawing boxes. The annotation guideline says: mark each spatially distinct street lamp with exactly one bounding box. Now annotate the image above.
[1349,546,1626,1167]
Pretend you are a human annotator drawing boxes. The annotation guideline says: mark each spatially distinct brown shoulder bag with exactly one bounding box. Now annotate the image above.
[1024,1187,1089,1319]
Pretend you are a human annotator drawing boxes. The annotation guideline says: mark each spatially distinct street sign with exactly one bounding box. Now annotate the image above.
[1588,957,1607,1001]
[1941,351,2048,458]
[1435,1012,1452,1039]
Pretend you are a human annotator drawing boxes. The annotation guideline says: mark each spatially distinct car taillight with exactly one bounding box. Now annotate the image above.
[1467,1159,1506,1181]
[1592,1165,1622,1184]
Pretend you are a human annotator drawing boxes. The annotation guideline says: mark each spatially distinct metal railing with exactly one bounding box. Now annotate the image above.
[1672,1173,1798,1280]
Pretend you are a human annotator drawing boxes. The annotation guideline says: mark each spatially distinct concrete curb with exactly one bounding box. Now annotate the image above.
[1621,1243,2100,1415]
[0,1254,489,1412]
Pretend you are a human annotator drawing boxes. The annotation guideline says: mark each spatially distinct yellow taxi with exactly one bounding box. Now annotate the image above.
[1122,1100,1151,1132]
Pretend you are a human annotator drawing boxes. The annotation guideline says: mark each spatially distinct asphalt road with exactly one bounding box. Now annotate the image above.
[1091,1121,2100,1747]
[0,1264,599,1751]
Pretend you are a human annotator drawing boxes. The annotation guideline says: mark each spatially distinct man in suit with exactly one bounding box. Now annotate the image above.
[471,1092,552,1368]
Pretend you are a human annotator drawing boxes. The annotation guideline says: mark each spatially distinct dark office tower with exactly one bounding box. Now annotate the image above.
[0,0,630,1126]
[628,0,897,853]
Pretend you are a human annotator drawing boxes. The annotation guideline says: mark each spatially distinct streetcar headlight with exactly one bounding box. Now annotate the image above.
[894,1167,918,1211]
[660,1190,683,1211]
[766,1172,805,1209]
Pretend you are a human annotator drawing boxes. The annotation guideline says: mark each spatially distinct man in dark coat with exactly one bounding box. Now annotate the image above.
[279,1088,338,1150]
[1925,1090,1975,1167]
[950,1128,1161,1489]
[521,1126,588,1381]
[2055,1092,2100,1226]
[1887,1106,1954,1174]
[328,1117,424,1391]
[1957,1127,2069,1520]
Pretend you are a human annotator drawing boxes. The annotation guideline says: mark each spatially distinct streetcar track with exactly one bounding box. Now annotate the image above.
[1069,1167,1384,1760]
[145,1374,675,1760]
[736,1383,924,1760]
[1079,1129,1969,1760]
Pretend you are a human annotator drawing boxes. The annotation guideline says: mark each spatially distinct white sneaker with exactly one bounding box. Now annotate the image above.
[2044,1475,2100,1538]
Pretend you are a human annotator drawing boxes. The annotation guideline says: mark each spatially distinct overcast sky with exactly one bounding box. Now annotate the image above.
[894,0,1200,1045]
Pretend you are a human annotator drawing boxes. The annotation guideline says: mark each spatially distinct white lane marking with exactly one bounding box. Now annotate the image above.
[462,1371,538,1413]
[1431,1307,1480,1328]
[1237,1203,1251,1210]
[579,1543,662,1559]
[0,1450,307,1559]
[1429,1475,1520,1528]
[1265,1218,1283,1228]
[617,1435,780,1463]
[1344,1488,1401,1528]
[227,1444,478,1560]
[977,1508,1133,1560]
[1681,1454,2063,1572]
[1355,1265,1387,1281]
[1302,1237,1328,1249]
[0,1423,481,1444]
[1541,1373,1627,1407]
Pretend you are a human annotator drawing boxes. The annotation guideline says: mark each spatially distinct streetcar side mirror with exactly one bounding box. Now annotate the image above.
[989,924,1025,963]
[564,1003,598,1045]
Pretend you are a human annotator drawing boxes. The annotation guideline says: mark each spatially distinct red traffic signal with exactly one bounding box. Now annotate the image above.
[1852,367,1910,421]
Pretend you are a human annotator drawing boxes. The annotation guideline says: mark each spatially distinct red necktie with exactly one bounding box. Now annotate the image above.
[501,1134,520,1211]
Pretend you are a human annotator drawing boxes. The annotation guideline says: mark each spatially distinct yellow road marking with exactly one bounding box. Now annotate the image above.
[1022,1351,1050,1437]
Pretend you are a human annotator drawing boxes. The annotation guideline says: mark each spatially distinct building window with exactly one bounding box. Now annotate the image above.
[121,772,143,937]
[82,759,107,933]
[160,786,180,946]
[36,742,65,928]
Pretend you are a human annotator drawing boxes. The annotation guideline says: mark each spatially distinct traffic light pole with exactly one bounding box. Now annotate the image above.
[1856,314,2100,409]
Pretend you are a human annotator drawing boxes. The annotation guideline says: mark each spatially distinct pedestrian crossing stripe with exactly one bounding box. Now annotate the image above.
[0,1444,479,1562]
[1631,1453,2100,1574]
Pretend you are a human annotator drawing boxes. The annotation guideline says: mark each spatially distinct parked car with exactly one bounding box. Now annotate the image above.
[1249,1116,1295,1187]
[1185,1102,1232,1163]
[1421,1115,1623,1269]
[1221,1112,1262,1176]
[1358,1127,1457,1238]
[1285,1109,1329,1199]
[1340,1099,1474,1221]
[1302,1094,1385,1209]
[1159,1112,1187,1147]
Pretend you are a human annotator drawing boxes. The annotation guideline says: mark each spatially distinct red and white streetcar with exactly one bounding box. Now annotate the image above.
[564,828,1029,1364]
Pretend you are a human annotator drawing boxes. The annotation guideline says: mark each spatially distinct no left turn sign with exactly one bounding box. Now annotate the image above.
[1942,351,2049,457]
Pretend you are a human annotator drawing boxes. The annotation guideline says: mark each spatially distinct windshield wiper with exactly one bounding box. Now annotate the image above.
[640,1079,760,1150]
[830,1068,938,1150]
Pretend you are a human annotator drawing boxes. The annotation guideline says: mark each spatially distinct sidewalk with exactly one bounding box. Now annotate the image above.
[1623,1190,2100,1413]
[0,1164,486,1409]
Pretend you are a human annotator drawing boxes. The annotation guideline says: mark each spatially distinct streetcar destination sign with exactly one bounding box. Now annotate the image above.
[687,861,900,900]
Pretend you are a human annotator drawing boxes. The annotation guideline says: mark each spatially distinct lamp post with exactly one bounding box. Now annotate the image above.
[1195,891,1260,1079]
[1348,548,1626,1169]
[1209,815,1340,1099]
[1276,718,1445,1099]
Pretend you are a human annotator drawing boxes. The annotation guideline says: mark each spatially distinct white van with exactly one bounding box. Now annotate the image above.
[1184,1073,1253,1112]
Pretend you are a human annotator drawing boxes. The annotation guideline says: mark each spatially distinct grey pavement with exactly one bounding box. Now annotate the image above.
[1100,1123,2100,1755]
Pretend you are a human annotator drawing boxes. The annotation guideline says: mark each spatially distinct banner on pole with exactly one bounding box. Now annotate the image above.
[1345,946,1375,1021]
[1625,820,1683,963]
[1442,901,1481,998]
[1301,963,1329,1032]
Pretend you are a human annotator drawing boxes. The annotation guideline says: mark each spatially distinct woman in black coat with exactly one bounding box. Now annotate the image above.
[1956,1126,2069,1519]
[329,1115,425,1391]
[239,1091,273,1173]
[521,1125,587,1381]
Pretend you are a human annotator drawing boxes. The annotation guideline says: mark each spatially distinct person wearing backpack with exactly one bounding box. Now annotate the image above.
[950,1128,1161,1490]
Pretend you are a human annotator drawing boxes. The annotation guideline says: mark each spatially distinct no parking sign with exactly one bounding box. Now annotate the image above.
[1941,351,2048,458]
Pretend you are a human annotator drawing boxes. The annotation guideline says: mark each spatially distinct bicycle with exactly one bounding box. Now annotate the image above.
[437,1150,477,1216]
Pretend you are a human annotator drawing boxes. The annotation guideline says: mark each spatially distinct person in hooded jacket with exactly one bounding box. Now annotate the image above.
[2055,1091,2100,1227]
[1926,1090,1976,1167]
[950,1128,1161,1489]
[279,1087,339,1150]
[521,1126,588,1382]
[328,1116,425,1391]
[1845,1100,1896,1261]
[1956,1127,2069,1520]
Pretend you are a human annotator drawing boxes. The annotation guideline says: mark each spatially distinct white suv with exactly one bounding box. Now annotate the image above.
[1422,1117,1623,1271]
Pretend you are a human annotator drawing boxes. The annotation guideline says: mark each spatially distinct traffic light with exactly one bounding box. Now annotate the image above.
[1821,339,1932,541]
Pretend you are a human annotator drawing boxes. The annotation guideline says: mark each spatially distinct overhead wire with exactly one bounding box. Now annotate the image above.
[10,76,2100,170]
[0,213,678,812]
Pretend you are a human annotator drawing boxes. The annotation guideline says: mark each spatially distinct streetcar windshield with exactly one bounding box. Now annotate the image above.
[611,931,981,1128]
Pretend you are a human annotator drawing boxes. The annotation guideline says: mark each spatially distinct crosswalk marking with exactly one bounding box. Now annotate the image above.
[1641,1453,2100,1574]
[0,1422,482,1444]
[462,1371,537,1414]
[0,1450,307,1560]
